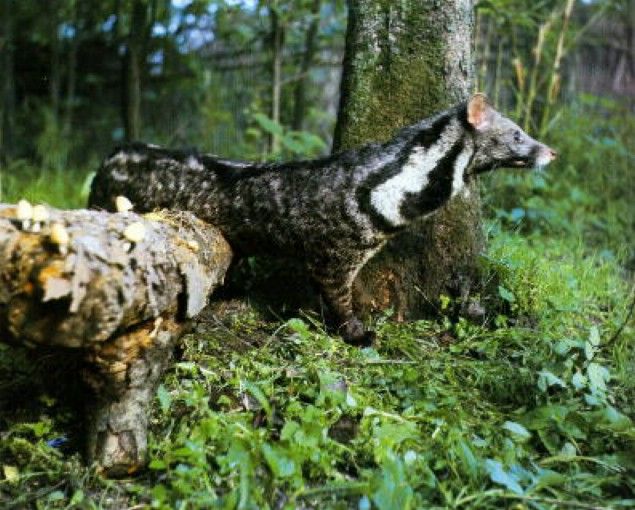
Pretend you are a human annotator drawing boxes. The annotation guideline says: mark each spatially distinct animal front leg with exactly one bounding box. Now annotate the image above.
[315,271,375,347]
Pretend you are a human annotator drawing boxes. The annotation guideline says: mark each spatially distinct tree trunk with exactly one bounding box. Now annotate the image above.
[48,0,62,121]
[63,1,79,135]
[123,0,147,141]
[292,0,321,131]
[333,0,483,320]
[0,205,232,476]
[0,0,16,163]
[269,5,284,154]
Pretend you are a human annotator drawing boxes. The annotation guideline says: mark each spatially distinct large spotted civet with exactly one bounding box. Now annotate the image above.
[89,94,556,345]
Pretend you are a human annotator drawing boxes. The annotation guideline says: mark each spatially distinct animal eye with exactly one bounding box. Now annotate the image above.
[513,130,522,143]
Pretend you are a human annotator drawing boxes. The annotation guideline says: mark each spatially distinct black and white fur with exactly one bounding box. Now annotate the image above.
[89,94,556,345]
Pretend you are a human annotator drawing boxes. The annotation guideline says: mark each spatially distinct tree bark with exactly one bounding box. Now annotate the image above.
[333,0,483,320]
[0,0,16,163]
[292,0,321,131]
[123,0,148,141]
[0,205,232,476]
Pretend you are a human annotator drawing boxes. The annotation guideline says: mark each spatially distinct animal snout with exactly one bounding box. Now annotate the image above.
[547,147,558,160]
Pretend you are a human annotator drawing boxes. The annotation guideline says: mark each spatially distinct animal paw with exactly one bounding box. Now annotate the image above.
[340,319,375,347]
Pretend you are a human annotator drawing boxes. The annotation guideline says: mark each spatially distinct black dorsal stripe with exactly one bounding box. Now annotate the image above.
[356,113,453,233]
[398,135,466,221]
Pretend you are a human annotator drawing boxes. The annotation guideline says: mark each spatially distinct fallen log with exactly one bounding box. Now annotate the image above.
[0,203,232,476]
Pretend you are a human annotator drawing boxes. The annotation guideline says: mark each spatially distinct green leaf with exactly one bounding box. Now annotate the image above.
[484,459,524,495]
[585,326,601,360]
[69,489,85,505]
[286,318,310,339]
[587,362,609,394]
[560,442,577,457]
[358,495,371,510]
[243,381,272,417]
[588,326,601,346]
[156,384,171,414]
[523,405,569,430]
[498,285,516,302]
[597,406,633,432]
[297,131,327,151]
[148,458,167,470]
[253,112,284,136]
[571,371,587,390]
[280,420,300,441]
[456,439,480,479]
[538,370,567,391]
[374,422,418,456]
[317,370,347,405]
[262,443,296,478]
[503,421,531,440]
[372,453,414,510]
[225,442,253,509]
[510,208,526,222]
[532,468,566,490]
[403,450,417,465]
[554,339,574,356]
[47,491,65,502]
[280,136,304,154]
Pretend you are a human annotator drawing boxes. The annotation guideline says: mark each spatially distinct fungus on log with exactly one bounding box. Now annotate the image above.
[0,204,232,476]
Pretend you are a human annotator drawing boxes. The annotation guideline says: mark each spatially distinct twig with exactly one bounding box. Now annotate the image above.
[539,454,625,473]
[362,359,416,365]
[261,322,288,349]
[606,280,635,346]
[295,481,368,498]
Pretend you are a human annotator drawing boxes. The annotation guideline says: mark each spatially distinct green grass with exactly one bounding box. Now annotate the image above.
[0,160,94,209]
[0,98,634,508]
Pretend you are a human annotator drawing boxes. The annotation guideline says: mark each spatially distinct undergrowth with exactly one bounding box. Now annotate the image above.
[0,97,633,508]
[0,160,93,210]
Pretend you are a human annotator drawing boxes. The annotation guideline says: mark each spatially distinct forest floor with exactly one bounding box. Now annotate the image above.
[0,98,634,509]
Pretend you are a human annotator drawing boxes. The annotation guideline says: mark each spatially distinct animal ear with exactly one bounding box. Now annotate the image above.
[467,93,494,130]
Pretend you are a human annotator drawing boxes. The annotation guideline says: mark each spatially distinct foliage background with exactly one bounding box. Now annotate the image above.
[0,0,634,508]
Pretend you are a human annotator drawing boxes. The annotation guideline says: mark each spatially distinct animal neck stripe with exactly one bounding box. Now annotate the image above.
[368,119,463,227]
[354,114,454,232]
[398,135,467,221]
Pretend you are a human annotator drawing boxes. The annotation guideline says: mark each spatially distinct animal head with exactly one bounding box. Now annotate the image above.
[466,93,556,173]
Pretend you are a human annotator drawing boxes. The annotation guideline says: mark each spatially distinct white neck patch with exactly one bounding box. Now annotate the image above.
[450,141,474,198]
[369,119,462,226]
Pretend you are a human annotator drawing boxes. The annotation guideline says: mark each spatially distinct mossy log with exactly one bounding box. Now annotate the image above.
[0,204,232,476]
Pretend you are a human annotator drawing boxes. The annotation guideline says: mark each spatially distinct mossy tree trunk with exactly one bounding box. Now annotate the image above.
[334,0,483,320]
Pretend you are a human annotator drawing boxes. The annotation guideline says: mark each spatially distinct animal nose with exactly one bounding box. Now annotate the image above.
[548,148,557,160]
